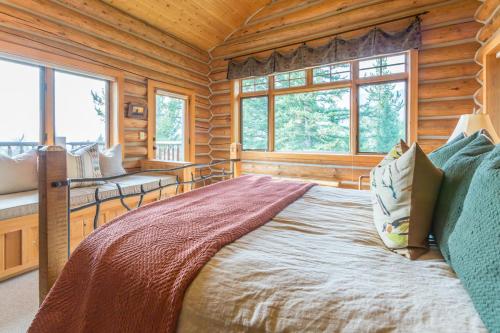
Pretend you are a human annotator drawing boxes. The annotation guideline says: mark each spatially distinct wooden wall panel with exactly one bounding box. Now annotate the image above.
[473,0,500,125]
[0,0,211,170]
[208,0,483,188]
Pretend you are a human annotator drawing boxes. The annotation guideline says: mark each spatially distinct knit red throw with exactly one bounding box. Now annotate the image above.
[29,175,314,333]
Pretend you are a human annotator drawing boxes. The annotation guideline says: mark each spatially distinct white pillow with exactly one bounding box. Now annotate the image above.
[99,144,126,177]
[67,144,103,187]
[0,150,38,195]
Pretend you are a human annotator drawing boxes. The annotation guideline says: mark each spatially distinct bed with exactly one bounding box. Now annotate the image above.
[178,186,485,333]
[30,146,488,333]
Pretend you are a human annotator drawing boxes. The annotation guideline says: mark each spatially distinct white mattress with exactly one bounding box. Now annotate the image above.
[178,186,485,333]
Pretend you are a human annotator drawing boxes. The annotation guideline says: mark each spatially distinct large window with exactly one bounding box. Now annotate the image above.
[155,91,187,161]
[239,52,413,154]
[55,71,108,151]
[241,96,268,150]
[274,89,350,153]
[0,58,41,156]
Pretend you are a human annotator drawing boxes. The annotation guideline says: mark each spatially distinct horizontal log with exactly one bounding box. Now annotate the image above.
[196,132,210,145]
[0,5,209,86]
[419,62,480,81]
[53,0,209,63]
[124,145,148,157]
[477,9,500,42]
[231,0,385,40]
[210,127,231,138]
[419,78,480,99]
[124,118,148,129]
[421,21,481,46]
[124,130,147,143]
[6,0,210,74]
[212,0,458,58]
[124,81,147,97]
[419,99,475,117]
[474,0,500,22]
[0,27,210,96]
[419,41,480,64]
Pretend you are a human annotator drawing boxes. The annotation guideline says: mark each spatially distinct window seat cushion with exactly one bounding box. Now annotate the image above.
[0,174,177,221]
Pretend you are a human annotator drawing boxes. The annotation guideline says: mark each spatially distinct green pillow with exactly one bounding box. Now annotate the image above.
[448,145,499,332]
[432,133,494,263]
[428,132,474,168]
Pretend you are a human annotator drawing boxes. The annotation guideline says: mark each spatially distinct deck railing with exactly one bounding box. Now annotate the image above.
[0,141,105,156]
[156,141,183,161]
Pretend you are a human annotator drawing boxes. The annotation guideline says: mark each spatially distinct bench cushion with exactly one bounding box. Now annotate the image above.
[0,174,177,221]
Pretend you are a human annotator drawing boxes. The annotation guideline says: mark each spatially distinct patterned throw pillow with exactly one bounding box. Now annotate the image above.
[67,144,104,188]
[370,142,443,259]
[448,145,499,332]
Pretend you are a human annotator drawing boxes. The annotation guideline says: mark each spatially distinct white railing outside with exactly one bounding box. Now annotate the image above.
[156,141,183,161]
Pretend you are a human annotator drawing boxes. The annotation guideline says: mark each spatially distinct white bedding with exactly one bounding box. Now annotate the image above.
[178,186,485,332]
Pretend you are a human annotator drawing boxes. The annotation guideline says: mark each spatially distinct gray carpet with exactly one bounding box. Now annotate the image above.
[0,271,38,333]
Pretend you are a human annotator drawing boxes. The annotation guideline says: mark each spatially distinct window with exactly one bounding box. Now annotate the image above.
[155,91,187,161]
[313,63,351,84]
[275,89,350,152]
[242,76,268,93]
[0,58,41,156]
[359,54,406,78]
[238,52,413,154]
[241,96,268,150]
[274,70,306,89]
[358,81,407,153]
[55,71,108,151]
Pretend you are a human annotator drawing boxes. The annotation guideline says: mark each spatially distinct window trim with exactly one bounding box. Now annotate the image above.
[232,50,418,157]
[0,55,122,151]
[147,80,196,163]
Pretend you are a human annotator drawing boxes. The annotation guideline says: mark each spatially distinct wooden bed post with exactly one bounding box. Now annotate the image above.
[38,146,68,303]
[230,143,242,178]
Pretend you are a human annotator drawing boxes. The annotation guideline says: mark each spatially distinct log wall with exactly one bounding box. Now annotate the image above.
[474,0,500,132]
[0,0,211,169]
[208,0,484,188]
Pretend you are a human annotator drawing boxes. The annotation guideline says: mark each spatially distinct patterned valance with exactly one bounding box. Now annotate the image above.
[227,18,421,80]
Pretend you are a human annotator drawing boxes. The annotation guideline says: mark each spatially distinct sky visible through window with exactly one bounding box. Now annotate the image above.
[0,59,40,143]
[55,71,107,145]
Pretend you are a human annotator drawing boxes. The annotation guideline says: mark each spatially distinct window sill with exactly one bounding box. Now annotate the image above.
[241,150,384,163]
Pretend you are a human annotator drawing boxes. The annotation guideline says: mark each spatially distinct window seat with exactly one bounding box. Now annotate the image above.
[0,174,178,221]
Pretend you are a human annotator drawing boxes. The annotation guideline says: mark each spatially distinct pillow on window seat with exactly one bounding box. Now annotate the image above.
[67,144,103,188]
[370,142,443,259]
[100,144,126,177]
[432,132,494,263]
[0,150,38,195]
[447,144,499,333]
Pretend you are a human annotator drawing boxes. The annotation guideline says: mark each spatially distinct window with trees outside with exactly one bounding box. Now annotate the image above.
[155,91,187,161]
[0,58,41,156]
[239,52,414,154]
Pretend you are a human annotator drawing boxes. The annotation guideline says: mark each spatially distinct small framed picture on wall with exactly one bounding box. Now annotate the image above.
[126,103,148,120]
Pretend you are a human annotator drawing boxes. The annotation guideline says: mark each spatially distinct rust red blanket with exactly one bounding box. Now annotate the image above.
[29,175,314,333]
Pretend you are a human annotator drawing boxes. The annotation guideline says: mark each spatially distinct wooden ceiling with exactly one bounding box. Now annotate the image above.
[101,0,271,51]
